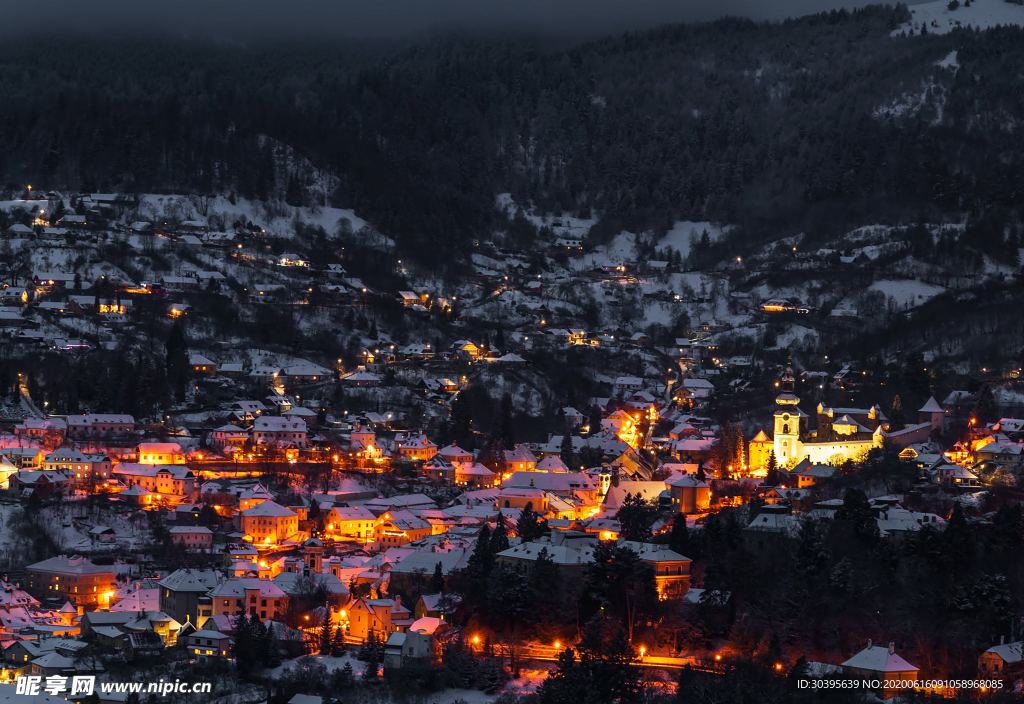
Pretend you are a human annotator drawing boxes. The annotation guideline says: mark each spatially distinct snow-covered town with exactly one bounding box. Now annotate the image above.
[3,1,1024,703]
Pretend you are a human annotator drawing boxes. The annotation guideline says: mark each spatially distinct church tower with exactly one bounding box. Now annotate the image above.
[773,366,802,466]
[303,537,324,574]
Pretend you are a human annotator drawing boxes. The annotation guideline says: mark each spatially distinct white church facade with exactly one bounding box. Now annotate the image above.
[767,367,944,467]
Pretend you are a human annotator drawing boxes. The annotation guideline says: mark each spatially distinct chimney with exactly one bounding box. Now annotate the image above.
[867,639,872,649]
[888,642,895,655]
[1002,635,1006,645]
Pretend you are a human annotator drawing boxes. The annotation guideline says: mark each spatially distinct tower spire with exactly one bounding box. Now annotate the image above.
[776,363,799,407]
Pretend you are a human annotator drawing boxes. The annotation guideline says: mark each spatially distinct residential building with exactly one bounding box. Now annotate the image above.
[136,442,186,465]
[66,414,134,439]
[237,501,300,545]
[43,449,112,485]
[979,639,1024,682]
[158,569,221,626]
[208,578,288,620]
[187,629,232,662]
[395,434,438,461]
[347,597,412,641]
[252,416,308,449]
[666,474,712,513]
[26,556,116,608]
[112,464,196,503]
[169,526,214,551]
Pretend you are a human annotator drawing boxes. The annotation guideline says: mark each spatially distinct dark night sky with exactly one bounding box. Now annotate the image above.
[2,0,931,39]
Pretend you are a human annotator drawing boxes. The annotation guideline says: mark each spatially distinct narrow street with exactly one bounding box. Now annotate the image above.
[17,372,45,418]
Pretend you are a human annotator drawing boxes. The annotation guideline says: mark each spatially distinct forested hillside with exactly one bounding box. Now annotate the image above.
[2,3,1023,266]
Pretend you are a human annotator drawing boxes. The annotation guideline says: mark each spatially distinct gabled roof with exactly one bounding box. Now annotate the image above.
[536,455,569,472]
[841,644,918,673]
[240,500,296,518]
[984,641,1024,664]
[209,578,287,599]
[918,396,944,414]
[190,629,230,640]
[158,568,221,592]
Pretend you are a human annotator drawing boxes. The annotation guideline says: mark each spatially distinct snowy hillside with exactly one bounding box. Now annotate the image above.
[894,0,1024,35]
[657,222,731,260]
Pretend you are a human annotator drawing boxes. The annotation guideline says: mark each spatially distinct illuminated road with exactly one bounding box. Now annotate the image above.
[517,644,718,672]
[17,373,45,418]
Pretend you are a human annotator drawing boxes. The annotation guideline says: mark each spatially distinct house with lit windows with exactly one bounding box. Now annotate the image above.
[43,448,112,485]
[395,433,438,461]
[208,578,288,620]
[136,442,186,465]
[211,424,249,452]
[112,464,196,504]
[236,501,300,545]
[326,505,377,542]
[26,556,117,608]
[187,629,232,662]
[374,510,432,547]
[347,597,413,642]
[438,443,473,464]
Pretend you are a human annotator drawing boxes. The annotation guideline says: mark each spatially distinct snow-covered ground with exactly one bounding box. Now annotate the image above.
[657,221,730,260]
[868,279,946,308]
[574,231,640,270]
[135,194,369,242]
[894,0,1024,35]
[936,50,959,70]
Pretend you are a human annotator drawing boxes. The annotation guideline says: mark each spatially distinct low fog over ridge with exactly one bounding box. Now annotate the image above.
[2,0,927,38]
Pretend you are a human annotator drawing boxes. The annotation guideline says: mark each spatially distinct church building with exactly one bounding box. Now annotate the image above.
[770,367,884,466]
[753,367,945,468]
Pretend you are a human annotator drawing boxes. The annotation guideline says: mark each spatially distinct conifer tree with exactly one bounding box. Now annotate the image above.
[320,617,333,655]
[429,561,446,593]
[668,513,689,555]
[560,433,575,469]
[233,613,255,675]
[340,661,355,687]
[479,657,502,694]
[330,621,347,657]
[766,450,779,486]
[363,645,380,681]
[490,520,510,554]
[890,394,905,431]
[265,629,283,668]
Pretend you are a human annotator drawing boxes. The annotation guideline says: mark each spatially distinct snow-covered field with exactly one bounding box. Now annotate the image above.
[936,50,959,70]
[868,279,946,308]
[894,0,1024,35]
[657,221,729,260]
[136,194,368,241]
